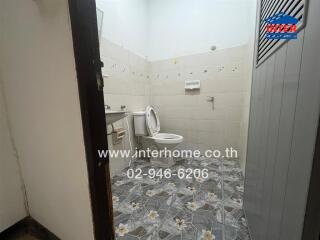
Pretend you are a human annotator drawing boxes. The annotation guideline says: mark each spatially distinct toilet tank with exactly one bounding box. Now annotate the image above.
[133,111,147,136]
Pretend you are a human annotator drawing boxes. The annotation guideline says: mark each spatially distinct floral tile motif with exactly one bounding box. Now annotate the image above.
[224,225,251,240]
[112,157,251,240]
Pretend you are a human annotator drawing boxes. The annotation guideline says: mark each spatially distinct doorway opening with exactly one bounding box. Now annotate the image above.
[69,0,257,239]
[68,0,320,239]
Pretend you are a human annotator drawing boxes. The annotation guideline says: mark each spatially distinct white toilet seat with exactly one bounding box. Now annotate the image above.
[144,106,183,145]
[144,133,183,144]
[145,106,160,136]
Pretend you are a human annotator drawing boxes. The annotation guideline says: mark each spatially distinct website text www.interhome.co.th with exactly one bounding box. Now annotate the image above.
[97,147,238,159]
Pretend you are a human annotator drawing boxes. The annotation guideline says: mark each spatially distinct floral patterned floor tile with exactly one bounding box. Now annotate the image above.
[224,225,251,240]
[112,157,251,240]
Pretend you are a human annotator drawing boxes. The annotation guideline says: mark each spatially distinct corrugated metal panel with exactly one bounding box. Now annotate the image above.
[256,0,307,66]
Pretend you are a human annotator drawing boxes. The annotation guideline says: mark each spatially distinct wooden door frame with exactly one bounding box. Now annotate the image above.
[68,0,114,239]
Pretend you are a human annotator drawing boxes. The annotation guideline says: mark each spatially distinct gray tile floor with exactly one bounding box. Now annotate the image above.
[112,157,251,240]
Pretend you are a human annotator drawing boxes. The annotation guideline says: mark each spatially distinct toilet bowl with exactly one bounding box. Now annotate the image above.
[133,106,184,166]
[144,133,183,150]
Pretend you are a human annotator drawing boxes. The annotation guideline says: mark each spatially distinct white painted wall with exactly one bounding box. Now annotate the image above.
[0,83,27,232]
[0,0,94,239]
[0,4,27,231]
[96,0,149,58]
[96,0,255,61]
[147,0,254,60]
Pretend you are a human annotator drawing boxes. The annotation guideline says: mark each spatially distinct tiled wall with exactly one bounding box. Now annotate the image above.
[149,45,251,167]
[100,40,251,174]
[100,38,151,175]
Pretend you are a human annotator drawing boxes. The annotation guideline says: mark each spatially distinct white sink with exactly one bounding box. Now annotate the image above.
[105,109,127,125]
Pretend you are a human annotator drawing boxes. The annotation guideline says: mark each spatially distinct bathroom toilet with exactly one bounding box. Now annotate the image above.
[133,106,183,166]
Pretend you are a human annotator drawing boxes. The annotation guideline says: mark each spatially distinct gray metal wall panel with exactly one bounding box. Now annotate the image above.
[244,0,320,239]
[260,45,287,239]
[251,61,268,233]
[245,66,265,240]
[267,31,304,240]
[255,55,276,240]
[280,0,320,238]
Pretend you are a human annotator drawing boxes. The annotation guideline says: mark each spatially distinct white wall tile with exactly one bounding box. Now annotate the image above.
[150,45,250,158]
[102,40,250,169]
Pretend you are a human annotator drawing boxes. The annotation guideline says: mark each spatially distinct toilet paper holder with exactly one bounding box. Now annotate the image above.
[112,128,126,145]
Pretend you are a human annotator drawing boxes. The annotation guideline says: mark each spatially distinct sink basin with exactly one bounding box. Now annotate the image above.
[105,109,127,125]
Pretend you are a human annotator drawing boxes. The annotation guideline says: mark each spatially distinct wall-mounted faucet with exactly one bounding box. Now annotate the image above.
[207,96,215,110]
[121,105,126,111]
